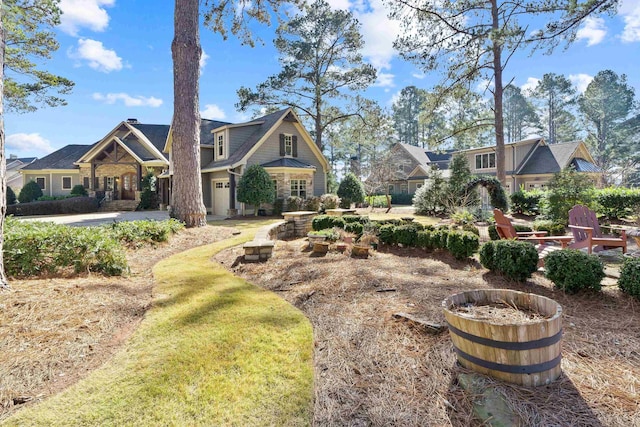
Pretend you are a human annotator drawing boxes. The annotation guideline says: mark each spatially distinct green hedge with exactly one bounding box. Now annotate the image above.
[618,257,640,299]
[389,193,413,205]
[545,249,604,293]
[532,220,566,236]
[595,187,640,219]
[479,240,538,281]
[104,219,185,248]
[7,197,100,216]
[510,189,544,215]
[311,215,346,231]
[447,232,480,260]
[364,195,389,208]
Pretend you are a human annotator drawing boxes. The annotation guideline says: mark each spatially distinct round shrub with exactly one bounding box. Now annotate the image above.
[481,240,538,281]
[378,224,396,245]
[320,193,340,210]
[286,196,304,212]
[618,257,640,299]
[545,249,604,293]
[6,186,16,205]
[462,223,480,236]
[394,224,418,247]
[488,225,500,241]
[304,196,321,212]
[447,231,479,260]
[70,184,88,197]
[19,180,43,203]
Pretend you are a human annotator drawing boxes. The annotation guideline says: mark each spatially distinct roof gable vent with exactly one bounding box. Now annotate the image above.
[127,118,139,124]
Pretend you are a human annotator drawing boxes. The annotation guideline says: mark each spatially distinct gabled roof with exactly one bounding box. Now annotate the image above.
[398,143,431,165]
[201,108,325,171]
[396,143,454,170]
[517,141,598,175]
[458,137,543,153]
[129,123,170,154]
[200,119,232,145]
[261,158,316,169]
[121,135,158,161]
[22,145,92,170]
[571,157,601,173]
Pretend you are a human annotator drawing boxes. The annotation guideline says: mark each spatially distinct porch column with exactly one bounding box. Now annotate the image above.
[90,162,96,190]
[229,172,236,210]
[137,164,143,191]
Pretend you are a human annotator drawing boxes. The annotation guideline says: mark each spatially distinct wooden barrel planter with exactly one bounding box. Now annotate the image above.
[442,289,562,387]
[312,241,330,254]
[351,245,369,258]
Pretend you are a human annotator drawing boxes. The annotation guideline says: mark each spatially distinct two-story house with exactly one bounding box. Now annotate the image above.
[20,108,329,216]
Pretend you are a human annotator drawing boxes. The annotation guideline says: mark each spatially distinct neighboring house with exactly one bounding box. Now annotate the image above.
[6,155,37,194]
[389,138,602,196]
[387,143,455,195]
[20,108,329,216]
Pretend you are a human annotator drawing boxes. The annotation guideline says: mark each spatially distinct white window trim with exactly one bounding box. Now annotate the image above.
[215,131,227,161]
[62,176,72,190]
[290,178,307,198]
[35,176,46,190]
[475,152,496,170]
[284,134,293,157]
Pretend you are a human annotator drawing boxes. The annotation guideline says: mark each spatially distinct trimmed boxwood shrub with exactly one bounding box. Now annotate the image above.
[7,197,100,216]
[545,249,604,293]
[394,224,418,247]
[618,257,640,299]
[312,215,346,231]
[378,224,396,245]
[344,222,364,236]
[342,215,368,224]
[70,184,89,197]
[510,189,544,215]
[446,231,479,260]
[18,180,43,203]
[533,220,566,236]
[462,223,480,236]
[432,228,450,250]
[480,240,538,281]
[416,230,436,250]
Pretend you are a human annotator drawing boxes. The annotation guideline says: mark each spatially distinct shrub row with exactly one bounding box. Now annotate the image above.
[379,223,479,260]
[3,218,186,278]
[7,197,100,216]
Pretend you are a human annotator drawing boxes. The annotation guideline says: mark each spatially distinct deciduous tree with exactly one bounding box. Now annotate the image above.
[236,0,376,152]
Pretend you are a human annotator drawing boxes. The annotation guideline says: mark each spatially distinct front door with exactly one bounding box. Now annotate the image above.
[121,173,136,200]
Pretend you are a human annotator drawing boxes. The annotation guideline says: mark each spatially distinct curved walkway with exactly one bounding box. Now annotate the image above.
[3,223,313,426]
[17,210,226,227]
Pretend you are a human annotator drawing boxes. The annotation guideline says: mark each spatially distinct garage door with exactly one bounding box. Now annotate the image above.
[212,180,230,216]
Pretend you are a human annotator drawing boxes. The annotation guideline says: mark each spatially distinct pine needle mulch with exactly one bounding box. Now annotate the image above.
[216,239,640,427]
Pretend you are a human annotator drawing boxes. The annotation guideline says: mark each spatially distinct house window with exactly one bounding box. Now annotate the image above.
[35,177,45,190]
[83,177,90,189]
[284,134,293,156]
[388,184,394,193]
[215,182,224,189]
[216,133,225,159]
[272,179,278,195]
[62,176,72,190]
[290,179,307,198]
[475,153,496,169]
[106,177,115,191]
[401,184,408,194]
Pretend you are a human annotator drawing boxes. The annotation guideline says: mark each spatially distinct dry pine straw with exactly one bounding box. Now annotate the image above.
[216,239,640,427]
[0,226,235,421]
[453,302,551,325]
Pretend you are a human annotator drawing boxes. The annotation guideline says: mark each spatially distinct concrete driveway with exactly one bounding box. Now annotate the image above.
[17,210,226,227]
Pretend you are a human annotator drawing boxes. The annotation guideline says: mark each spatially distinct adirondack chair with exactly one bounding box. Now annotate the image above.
[568,205,627,254]
[493,209,573,247]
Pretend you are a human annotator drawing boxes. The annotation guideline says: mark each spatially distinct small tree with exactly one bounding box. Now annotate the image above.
[6,186,16,205]
[70,184,88,197]
[237,165,275,216]
[18,180,43,203]
[413,165,447,216]
[545,167,596,223]
[138,172,159,210]
[337,173,365,209]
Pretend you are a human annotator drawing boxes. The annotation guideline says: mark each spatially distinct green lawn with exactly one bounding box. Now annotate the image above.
[3,221,313,427]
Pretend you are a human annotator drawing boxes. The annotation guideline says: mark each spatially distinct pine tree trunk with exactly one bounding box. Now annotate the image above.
[0,1,10,288]
[171,0,207,227]
[491,0,506,187]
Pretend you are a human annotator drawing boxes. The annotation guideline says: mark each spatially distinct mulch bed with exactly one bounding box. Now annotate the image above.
[215,239,640,427]
[0,225,236,421]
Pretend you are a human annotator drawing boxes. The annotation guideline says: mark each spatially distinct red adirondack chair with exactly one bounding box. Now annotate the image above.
[568,205,627,254]
[493,209,573,247]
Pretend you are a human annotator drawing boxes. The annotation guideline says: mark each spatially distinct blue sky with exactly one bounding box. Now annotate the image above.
[5,0,640,158]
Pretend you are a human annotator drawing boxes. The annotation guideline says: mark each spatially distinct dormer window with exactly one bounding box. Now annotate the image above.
[216,133,226,160]
[475,152,496,170]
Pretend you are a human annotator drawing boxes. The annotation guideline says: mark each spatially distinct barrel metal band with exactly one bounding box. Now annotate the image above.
[446,322,562,350]
[453,346,562,374]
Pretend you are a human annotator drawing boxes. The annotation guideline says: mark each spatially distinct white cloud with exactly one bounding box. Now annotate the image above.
[352,0,400,70]
[620,0,640,42]
[325,0,352,9]
[521,77,540,94]
[70,38,123,72]
[6,133,54,156]
[569,73,594,93]
[93,92,163,107]
[576,17,607,46]
[201,104,227,120]
[200,49,210,74]
[412,72,426,79]
[59,0,115,36]
[374,72,395,88]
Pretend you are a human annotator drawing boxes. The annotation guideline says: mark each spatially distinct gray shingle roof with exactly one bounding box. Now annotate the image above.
[200,119,231,145]
[399,143,430,165]
[261,158,316,169]
[22,145,93,170]
[129,123,170,155]
[121,136,157,161]
[517,141,582,175]
[202,108,292,170]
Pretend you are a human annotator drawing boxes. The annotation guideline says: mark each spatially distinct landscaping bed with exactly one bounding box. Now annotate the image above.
[216,238,640,426]
[0,225,235,421]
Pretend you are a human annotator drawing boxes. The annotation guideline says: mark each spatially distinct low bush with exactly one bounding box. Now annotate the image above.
[432,228,450,250]
[304,196,321,212]
[378,224,396,245]
[389,193,413,205]
[319,193,340,210]
[285,196,304,212]
[488,225,500,241]
[532,220,566,236]
[70,184,89,197]
[105,219,185,248]
[451,209,474,225]
[344,222,364,236]
[416,230,436,250]
[18,180,43,203]
[342,215,367,224]
[272,198,284,216]
[446,231,479,260]
[480,240,538,281]
[510,189,544,215]
[7,197,100,216]
[3,218,128,277]
[6,186,16,205]
[308,228,340,241]
[545,249,604,293]
[394,224,418,247]
[618,257,640,299]
[311,215,346,231]
[462,223,480,236]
